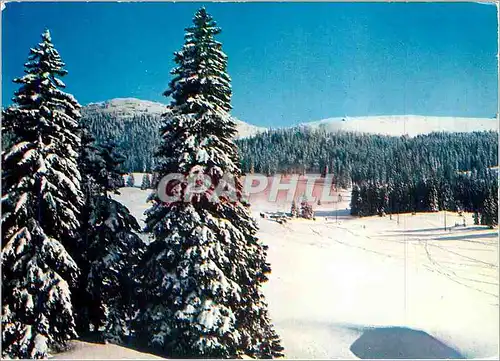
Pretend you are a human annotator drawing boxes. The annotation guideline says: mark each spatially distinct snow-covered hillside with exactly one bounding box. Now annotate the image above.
[109,187,498,360]
[258,205,498,359]
[84,98,498,139]
[84,98,168,119]
[83,98,265,138]
[299,115,498,137]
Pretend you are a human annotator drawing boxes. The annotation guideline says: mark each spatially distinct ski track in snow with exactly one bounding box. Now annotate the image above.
[101,187,498,359]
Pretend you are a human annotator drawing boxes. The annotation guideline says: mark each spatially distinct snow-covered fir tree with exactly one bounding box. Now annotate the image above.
[1,30,82,358]
[377,185,389,217]
[427,180,439,212]
[290,200,299,218]
[141,173,151,190]
[72,122,102,334]
[350,184,362,216]
[126,173,135,187]
[481,191,498,228]
[95,140,128,192]
[439,181,453,211]
[300,197,314,219]
[74,138,145,342]
[136,7,283,358]
[473,211,481,225]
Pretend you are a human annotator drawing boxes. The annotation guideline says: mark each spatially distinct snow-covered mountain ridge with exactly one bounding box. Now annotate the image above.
[83,98,266,138]
[299,115,498,137]
[84,98,168,119]
[83,98,498,138]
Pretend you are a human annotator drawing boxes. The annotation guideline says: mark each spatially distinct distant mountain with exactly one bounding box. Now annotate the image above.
[81,98,265,172]
[83,98,265,138]
[84,98,167,118]
[80,98,497,172]
[297,115,498,136]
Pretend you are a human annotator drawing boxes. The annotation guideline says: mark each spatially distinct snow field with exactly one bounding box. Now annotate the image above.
[257,207,498,359]
[108,187,498,359]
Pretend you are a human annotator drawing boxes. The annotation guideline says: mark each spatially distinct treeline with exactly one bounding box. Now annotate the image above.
[350,171,498,227]
[237,127,498,227]
[81,108,498,180]
[237,128,498,188]
[81,112,162,172]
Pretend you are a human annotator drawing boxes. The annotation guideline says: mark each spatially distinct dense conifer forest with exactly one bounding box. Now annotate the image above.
[237,129,498,226]
[80,112,162,172]
[237,129,497,182]
[76,113,499,226]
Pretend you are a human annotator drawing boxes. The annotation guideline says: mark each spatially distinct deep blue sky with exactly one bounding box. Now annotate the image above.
[2,2,498,127]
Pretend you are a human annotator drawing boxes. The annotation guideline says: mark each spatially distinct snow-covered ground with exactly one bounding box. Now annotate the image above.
[100,187,498,359]
[258,209,498,358]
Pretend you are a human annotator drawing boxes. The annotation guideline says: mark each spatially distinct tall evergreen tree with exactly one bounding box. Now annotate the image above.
[439,180,454,212]
[141,173,152,190]
[290,200,299,218]
[74,139,145,343]
[378,184,389,216]
[350,184,362,216]
[481,191,498,228]
[137,8,283,358]
[1,30,82,358]
[427,179,439,212]
[72,123,102,334]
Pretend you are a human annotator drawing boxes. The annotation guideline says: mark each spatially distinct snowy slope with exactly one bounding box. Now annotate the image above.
[232,117,267,138]
[112,187,498,360]
[299,115,498,137]
[258,208,498,359]
[84,98,168,119]
[84,98,497,139]
[83,98,265,138]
